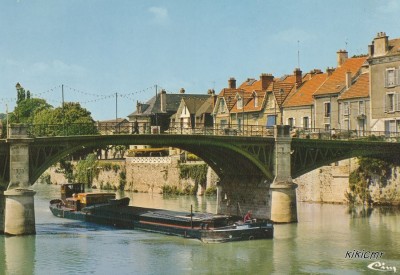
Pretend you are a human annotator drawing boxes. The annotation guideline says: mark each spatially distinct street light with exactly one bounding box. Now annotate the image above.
[279,88,284,125]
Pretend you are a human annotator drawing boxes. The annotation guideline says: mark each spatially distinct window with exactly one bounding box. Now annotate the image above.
[266,115,276,127]
[220,100,225,113]
[302,117,309,129]
[237,96,243,109]
[358,101,365,115]
[324,102,331,118]
[288,117,294,127]
[386,93,395,112]
[343,102,349,116]
[252,92,259,107]
[385,68,398,87]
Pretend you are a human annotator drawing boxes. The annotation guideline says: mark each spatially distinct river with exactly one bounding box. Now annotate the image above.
[1,183,399,275]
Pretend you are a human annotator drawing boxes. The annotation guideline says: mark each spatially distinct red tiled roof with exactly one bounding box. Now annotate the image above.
[272,81,295,107]
[313,57,367,96]
[338,73,369,100]
[284,73,328,107]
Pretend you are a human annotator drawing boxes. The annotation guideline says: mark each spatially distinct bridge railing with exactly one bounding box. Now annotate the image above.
[12,122,400,142]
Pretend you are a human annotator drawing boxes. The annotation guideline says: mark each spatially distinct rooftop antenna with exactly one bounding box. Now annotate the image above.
[297,40,300,69]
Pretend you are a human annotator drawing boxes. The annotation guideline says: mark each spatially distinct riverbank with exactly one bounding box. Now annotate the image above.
[42,156,400,206]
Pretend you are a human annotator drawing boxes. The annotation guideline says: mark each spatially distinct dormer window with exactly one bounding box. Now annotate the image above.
[252,91,258,107]
[237,95,243,109]
[220,100,226,113]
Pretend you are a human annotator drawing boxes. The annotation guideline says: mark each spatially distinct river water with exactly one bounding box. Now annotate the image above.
[1,183,399,275]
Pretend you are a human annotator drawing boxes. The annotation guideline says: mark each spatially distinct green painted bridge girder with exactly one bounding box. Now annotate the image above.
[2,134,400,188]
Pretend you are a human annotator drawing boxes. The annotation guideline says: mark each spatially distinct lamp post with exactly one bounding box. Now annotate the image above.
[279,88,284,125]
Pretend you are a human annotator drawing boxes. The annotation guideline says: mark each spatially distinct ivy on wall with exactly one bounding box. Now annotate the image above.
[347,157,392,205]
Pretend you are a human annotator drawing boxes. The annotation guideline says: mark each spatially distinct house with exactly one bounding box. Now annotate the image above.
[367,32,400,134]
[212,77,242,128]
[171,93,215,132]
[337,70,370,136]
[283,69,328,130]
[230,75,271,131]
[128,89,211,133]
[313,51,367,131]
[264,69,302,128]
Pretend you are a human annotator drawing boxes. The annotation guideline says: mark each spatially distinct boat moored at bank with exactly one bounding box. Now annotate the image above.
[49,183,273,242]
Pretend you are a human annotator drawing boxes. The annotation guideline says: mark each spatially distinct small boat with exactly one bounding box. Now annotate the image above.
[49,183,273,243]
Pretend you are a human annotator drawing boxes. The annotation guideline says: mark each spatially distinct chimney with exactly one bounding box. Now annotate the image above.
[326,67,335,76]
[337,50,348,67]
[294,68,302,88]
[368,44,374,57]
[260,73,274,90]
[179,88,185,94]
[346,71,352,89]
[228,77,236,89]
[136,101,141,114]
[160,89,167,112]
[373,32,389,57]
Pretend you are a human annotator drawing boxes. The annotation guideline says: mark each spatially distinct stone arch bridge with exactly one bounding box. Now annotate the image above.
[1,125,400,235]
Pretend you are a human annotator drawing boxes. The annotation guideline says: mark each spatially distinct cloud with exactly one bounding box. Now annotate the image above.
[5,59,88,81]
[148,6,169,25]
[377,0,400,13]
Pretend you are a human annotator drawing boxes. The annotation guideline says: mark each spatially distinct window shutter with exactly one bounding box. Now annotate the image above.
[385,70,388,87]
[385,94,389,112]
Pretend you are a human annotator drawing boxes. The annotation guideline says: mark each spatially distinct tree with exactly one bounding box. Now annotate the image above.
[10,83,52,124]
[11,98,52,124]
[33,102,97,136]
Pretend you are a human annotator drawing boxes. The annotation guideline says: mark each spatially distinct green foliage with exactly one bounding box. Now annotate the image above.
[99,162,112,171]
[348,157,392,205]
[162,185,183,195]
[113,145,127,158]
[112,164,120,173]
[32,102,97,136]
[119,170,126,191]
[59,159,74,182]
[100,181,116,190]
[187,153,200,161]
[11,98,52,124]
[74,153,99,186]
[179,164,208,195]
[205,185,217,196]
[39,173,51,184]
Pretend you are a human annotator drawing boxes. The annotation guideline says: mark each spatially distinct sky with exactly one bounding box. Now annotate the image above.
[1,0,400,121]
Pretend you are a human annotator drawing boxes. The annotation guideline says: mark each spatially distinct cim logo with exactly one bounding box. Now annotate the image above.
[367,262,397,273]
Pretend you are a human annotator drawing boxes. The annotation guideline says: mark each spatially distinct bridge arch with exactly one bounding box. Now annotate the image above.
[28,135,276,186]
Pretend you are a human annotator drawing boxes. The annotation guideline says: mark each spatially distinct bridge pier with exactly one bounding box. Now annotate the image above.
[216,175,271,219]
[3,124,36,235]
[270,125,298,223]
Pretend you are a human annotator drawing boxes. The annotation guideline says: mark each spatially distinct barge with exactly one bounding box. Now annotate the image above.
[49,183,273,243]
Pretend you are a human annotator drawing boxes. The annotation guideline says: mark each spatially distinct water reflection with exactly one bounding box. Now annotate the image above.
[1,183,395,274]
[347,205,374,218]
[4,236,36,275]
